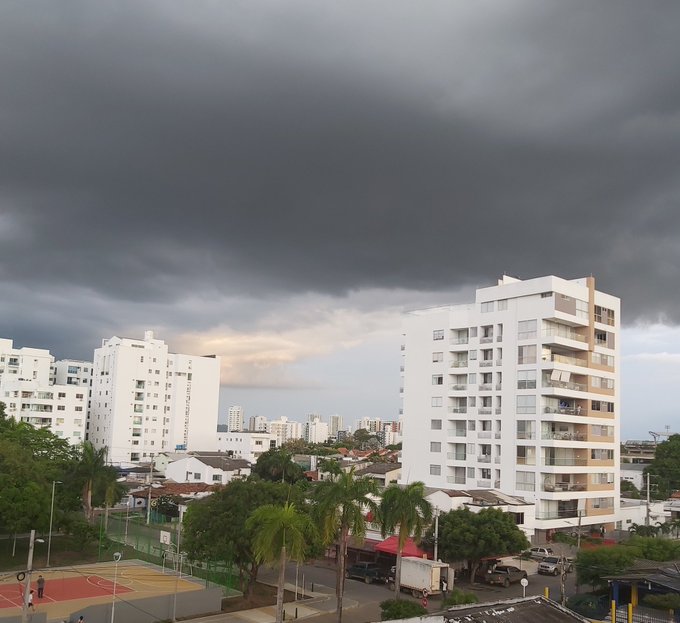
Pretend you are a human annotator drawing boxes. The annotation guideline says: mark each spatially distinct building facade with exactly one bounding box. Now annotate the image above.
[88,331,220,465]
[305,414,329,444]
[227,405,244,432]
[268,416,303,446]
[216,429,277,462]
[400,275,620,538]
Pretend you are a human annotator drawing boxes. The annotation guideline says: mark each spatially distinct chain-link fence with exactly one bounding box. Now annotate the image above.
[104,513,241,597]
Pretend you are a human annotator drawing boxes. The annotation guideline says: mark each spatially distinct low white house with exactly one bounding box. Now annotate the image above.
[165,455,251,485]
[215,430,277,463]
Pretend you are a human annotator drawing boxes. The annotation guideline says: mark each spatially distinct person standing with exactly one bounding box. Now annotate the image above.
[441,578,448,601]
[27,590,35,611]
[37,575,45,598]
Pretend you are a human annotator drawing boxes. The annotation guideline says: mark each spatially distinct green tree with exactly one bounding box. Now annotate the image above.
[247,503,316,623]
[76,441,111,519]
[253,449,306,484]
[313,467,379,623]
[645,435,680,499]
[437,508,529,583]
[379,482,433,597]
[183,478,308,595]
[379,599,427,621]
[626,535,680,560]
[575,546,636,590]
[620,479,641,499]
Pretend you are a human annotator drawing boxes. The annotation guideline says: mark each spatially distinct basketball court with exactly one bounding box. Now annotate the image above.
[0,559,204,622]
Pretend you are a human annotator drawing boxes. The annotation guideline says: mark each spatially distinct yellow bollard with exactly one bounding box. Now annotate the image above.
[611,600,616,623]
[628,602,632,623]
[544,587,549,599]
[631,582,638,606]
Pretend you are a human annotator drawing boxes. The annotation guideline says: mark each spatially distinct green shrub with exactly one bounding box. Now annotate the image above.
[642,593,680,611]
[380,599,427,621]
[442,588,479,606]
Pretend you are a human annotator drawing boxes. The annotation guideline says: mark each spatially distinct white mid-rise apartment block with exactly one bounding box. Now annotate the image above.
[379,421,402,447]
[227,405,244,431]
[357,417,382,433]
[0,339,88,444]
[88,331,220,465]
[216,429,277,462]
[305,415,329,444]
[401,275,620,539]
[268,416,303,446]
[50,359,93,389]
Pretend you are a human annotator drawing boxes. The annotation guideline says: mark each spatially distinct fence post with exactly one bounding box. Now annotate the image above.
[627,602,632,623]
[610,600,616,623]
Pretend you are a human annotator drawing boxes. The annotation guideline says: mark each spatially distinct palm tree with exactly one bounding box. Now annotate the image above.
[247,503,315,623]
[77,441,109,519]
[313,467,379,623]
[379,482,433,598]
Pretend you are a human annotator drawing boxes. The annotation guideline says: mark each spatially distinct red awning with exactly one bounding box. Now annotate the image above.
[375,536,428,558]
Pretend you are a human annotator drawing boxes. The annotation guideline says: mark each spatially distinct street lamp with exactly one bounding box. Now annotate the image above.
[21,531,45,623]
[111,552,122,623]
[47,480,63,567]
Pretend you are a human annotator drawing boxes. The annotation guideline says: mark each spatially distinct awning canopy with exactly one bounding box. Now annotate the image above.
[375,536,428,558]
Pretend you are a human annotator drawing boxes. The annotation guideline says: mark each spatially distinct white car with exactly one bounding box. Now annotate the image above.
[524,546,553,560]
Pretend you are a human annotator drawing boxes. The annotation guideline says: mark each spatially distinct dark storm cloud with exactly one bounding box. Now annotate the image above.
[2,1,680,323]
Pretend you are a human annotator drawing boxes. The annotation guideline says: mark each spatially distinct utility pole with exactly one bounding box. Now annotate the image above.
[146,453,155,525]
[433,510,440,561]
[560,556,566,606]
[576,511,583,551]
[646,473,651,527]
[21,530,37,623]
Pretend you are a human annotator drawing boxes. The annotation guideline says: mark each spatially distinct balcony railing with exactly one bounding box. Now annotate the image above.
[477,479,492,487]
[543,329,588,343]
[478,407,492,414]
[543,379,587,392]
[495,432,501,439]
[497,336,503,342]
[449,407,468,414]
[450,337,469,345]
[448,429,467,437]
[543,457,588,466]
[479,383,492,391]
[451,361,468,368]
[544,406,585,415]
[494,456,501,463]
[479,360,493,367]
[447,452,466,461]
[516,432,536,439]
[516,457,536,465]
[542,432,587,441]
[550,353,588,367]
[480,336,493,343]
[536,510,579,520]
[478,431,492,439]
[451,384,468,390]
[543,482,587,492]
[447,476,466,485]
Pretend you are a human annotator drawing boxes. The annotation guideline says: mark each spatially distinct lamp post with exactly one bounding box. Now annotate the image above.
[146,454,155,525]
[172,506,185,623]
[46,480,63,567]
[111,552,122,623]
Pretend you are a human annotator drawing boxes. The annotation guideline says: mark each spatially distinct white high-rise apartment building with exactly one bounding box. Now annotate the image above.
[401,275,619,538]
[0,338,88,444]
[305,415,329,444]
[227,405,244,431]
[357,417,382,433]
[89,331,220,465]
[249,415,268,432]
[50,359,93,389]
[329,414,344,438]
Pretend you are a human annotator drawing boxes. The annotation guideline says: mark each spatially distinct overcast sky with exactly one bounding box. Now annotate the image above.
[1,1,679,437]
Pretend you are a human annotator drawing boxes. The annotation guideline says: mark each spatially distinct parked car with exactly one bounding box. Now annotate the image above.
[486,565,528,588]
[522,546,554,560]
[538,556,574,576]
[345,562,388,584]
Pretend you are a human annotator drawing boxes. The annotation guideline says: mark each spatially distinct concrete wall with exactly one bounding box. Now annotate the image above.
[0,614,47,623]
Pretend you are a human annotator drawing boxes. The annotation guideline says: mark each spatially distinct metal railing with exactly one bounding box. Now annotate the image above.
[543,379,588,392]
[543,457,588,466]
[450,337,469,345]
[542,432,587,441]
[550,353,587,367]
[477,479,492,487]
[477,431,492,439]
[479,383,492,391]
[449,406,468,413]
[451,361,468,368]
[447,452,467,461]
[543,482,587,492]
[451,384,468,390]
[480,336,493,343]
[479,360,493,367]
[543,328,588,342]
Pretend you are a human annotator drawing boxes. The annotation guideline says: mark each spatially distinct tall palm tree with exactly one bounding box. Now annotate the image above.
[379,482,433,597]
[77,441,109,519]
[313,467,378,623]
[247,503,315,623]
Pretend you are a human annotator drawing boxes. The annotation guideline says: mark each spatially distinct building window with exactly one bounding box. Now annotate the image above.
[591,376,615,390]
[430,442,441,453]
[591,449,614,461]
[517,370,537,389]
[429,464,441,476]
[516,471,535,491]
[518,320,537,340]
[498,299,508,311]
[431,397,443,407]
[517,345,537,364]
[433,330,445,341]
[432,375,443,385]
[467,420,476,431]
[432,352,444,363]
[516,395,536,414]
[430,419,442,430]
[481,302,494,313]
[212,475,223,483]
[194,472,202,480]
[467,467,475,478]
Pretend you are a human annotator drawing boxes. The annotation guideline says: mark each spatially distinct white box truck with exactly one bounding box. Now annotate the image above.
[388,557,450,598]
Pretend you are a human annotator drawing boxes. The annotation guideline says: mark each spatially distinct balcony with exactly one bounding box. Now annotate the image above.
[543,378,587,392]
[477,479,492,488]
[543,457,588,466]
[451,384,468,391]
[478,431,492,439]
[449,407,468,414]
[479,360,493,367]
[450,337,469,345]
[480,336,493,344]
[516,432,536,440]
[479,383,492,391]
[544,405,586,416]
[448,429,467,437]
[543,328,588,343]
[494,456,501,463]
[447,476,466,485]
[495,432,501,439]
[451,361,468,368]
[549,353,588,367]
[543,482,587,492]
[516,457,536,466]
[542,431,587,442]
[536,509,579,520]
[478,407,492,415]
[447,452,466,461]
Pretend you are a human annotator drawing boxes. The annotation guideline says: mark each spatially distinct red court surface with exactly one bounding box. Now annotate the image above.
[0,576,132,609]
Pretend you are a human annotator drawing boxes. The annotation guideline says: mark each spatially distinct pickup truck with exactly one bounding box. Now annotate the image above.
[486,565,528,588]
[345,562,388,584]
[538,556,574,576]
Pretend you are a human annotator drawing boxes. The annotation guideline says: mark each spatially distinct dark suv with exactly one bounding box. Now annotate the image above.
[345,562,388,584]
